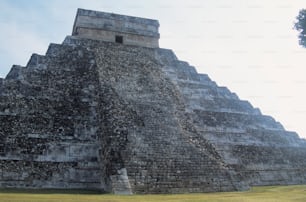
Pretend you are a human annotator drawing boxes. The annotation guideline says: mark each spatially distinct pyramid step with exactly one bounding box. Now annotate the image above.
[5,65,25,80]
[26,54,47,69]
[196,127,304,148]
[191,110,283,130]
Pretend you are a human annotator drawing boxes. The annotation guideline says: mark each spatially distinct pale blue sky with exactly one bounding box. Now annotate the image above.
[1,0,306,138]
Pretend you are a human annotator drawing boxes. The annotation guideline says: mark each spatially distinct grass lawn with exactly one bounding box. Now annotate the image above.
[0,185,305,202]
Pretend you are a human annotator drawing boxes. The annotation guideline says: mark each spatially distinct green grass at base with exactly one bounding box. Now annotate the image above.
[0,185,305,202]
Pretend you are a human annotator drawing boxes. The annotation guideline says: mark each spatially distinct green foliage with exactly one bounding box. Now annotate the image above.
[0,185,306,202]
[294,9,306,48]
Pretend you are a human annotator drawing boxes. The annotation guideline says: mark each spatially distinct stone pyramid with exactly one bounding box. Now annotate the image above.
[0,9,306,194]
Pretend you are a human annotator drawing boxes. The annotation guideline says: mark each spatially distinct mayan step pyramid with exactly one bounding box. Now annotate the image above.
[0,9,306,194]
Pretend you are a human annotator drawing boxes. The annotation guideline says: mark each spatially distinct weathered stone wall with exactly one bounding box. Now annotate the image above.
[0,10,306,193]
[0,44,105,190]
[64,36,306,193]
[72,9,159,48]
[75,28,159,48]
[154,48,306,187]
[90,40,245,193]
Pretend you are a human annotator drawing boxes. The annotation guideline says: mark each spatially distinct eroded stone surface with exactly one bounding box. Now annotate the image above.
[0,9,306,194]
[72,9,159,48]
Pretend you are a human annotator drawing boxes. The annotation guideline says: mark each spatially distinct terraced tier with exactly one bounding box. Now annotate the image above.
[0,23,305,194]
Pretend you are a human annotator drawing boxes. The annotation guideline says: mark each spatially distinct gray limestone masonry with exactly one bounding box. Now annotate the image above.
[72,9,160,48]
[0,9,306,194]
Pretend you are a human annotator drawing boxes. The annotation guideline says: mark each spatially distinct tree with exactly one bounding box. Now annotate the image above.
[294,9,306,48]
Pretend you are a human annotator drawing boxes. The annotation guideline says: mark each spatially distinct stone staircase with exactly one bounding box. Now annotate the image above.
[155,48,306,186]
[0,35,305,194]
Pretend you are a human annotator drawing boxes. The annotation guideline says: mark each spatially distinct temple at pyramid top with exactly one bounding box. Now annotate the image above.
[72,8,160,48]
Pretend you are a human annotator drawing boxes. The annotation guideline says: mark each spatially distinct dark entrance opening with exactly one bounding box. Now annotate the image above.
[115,35,123,44]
